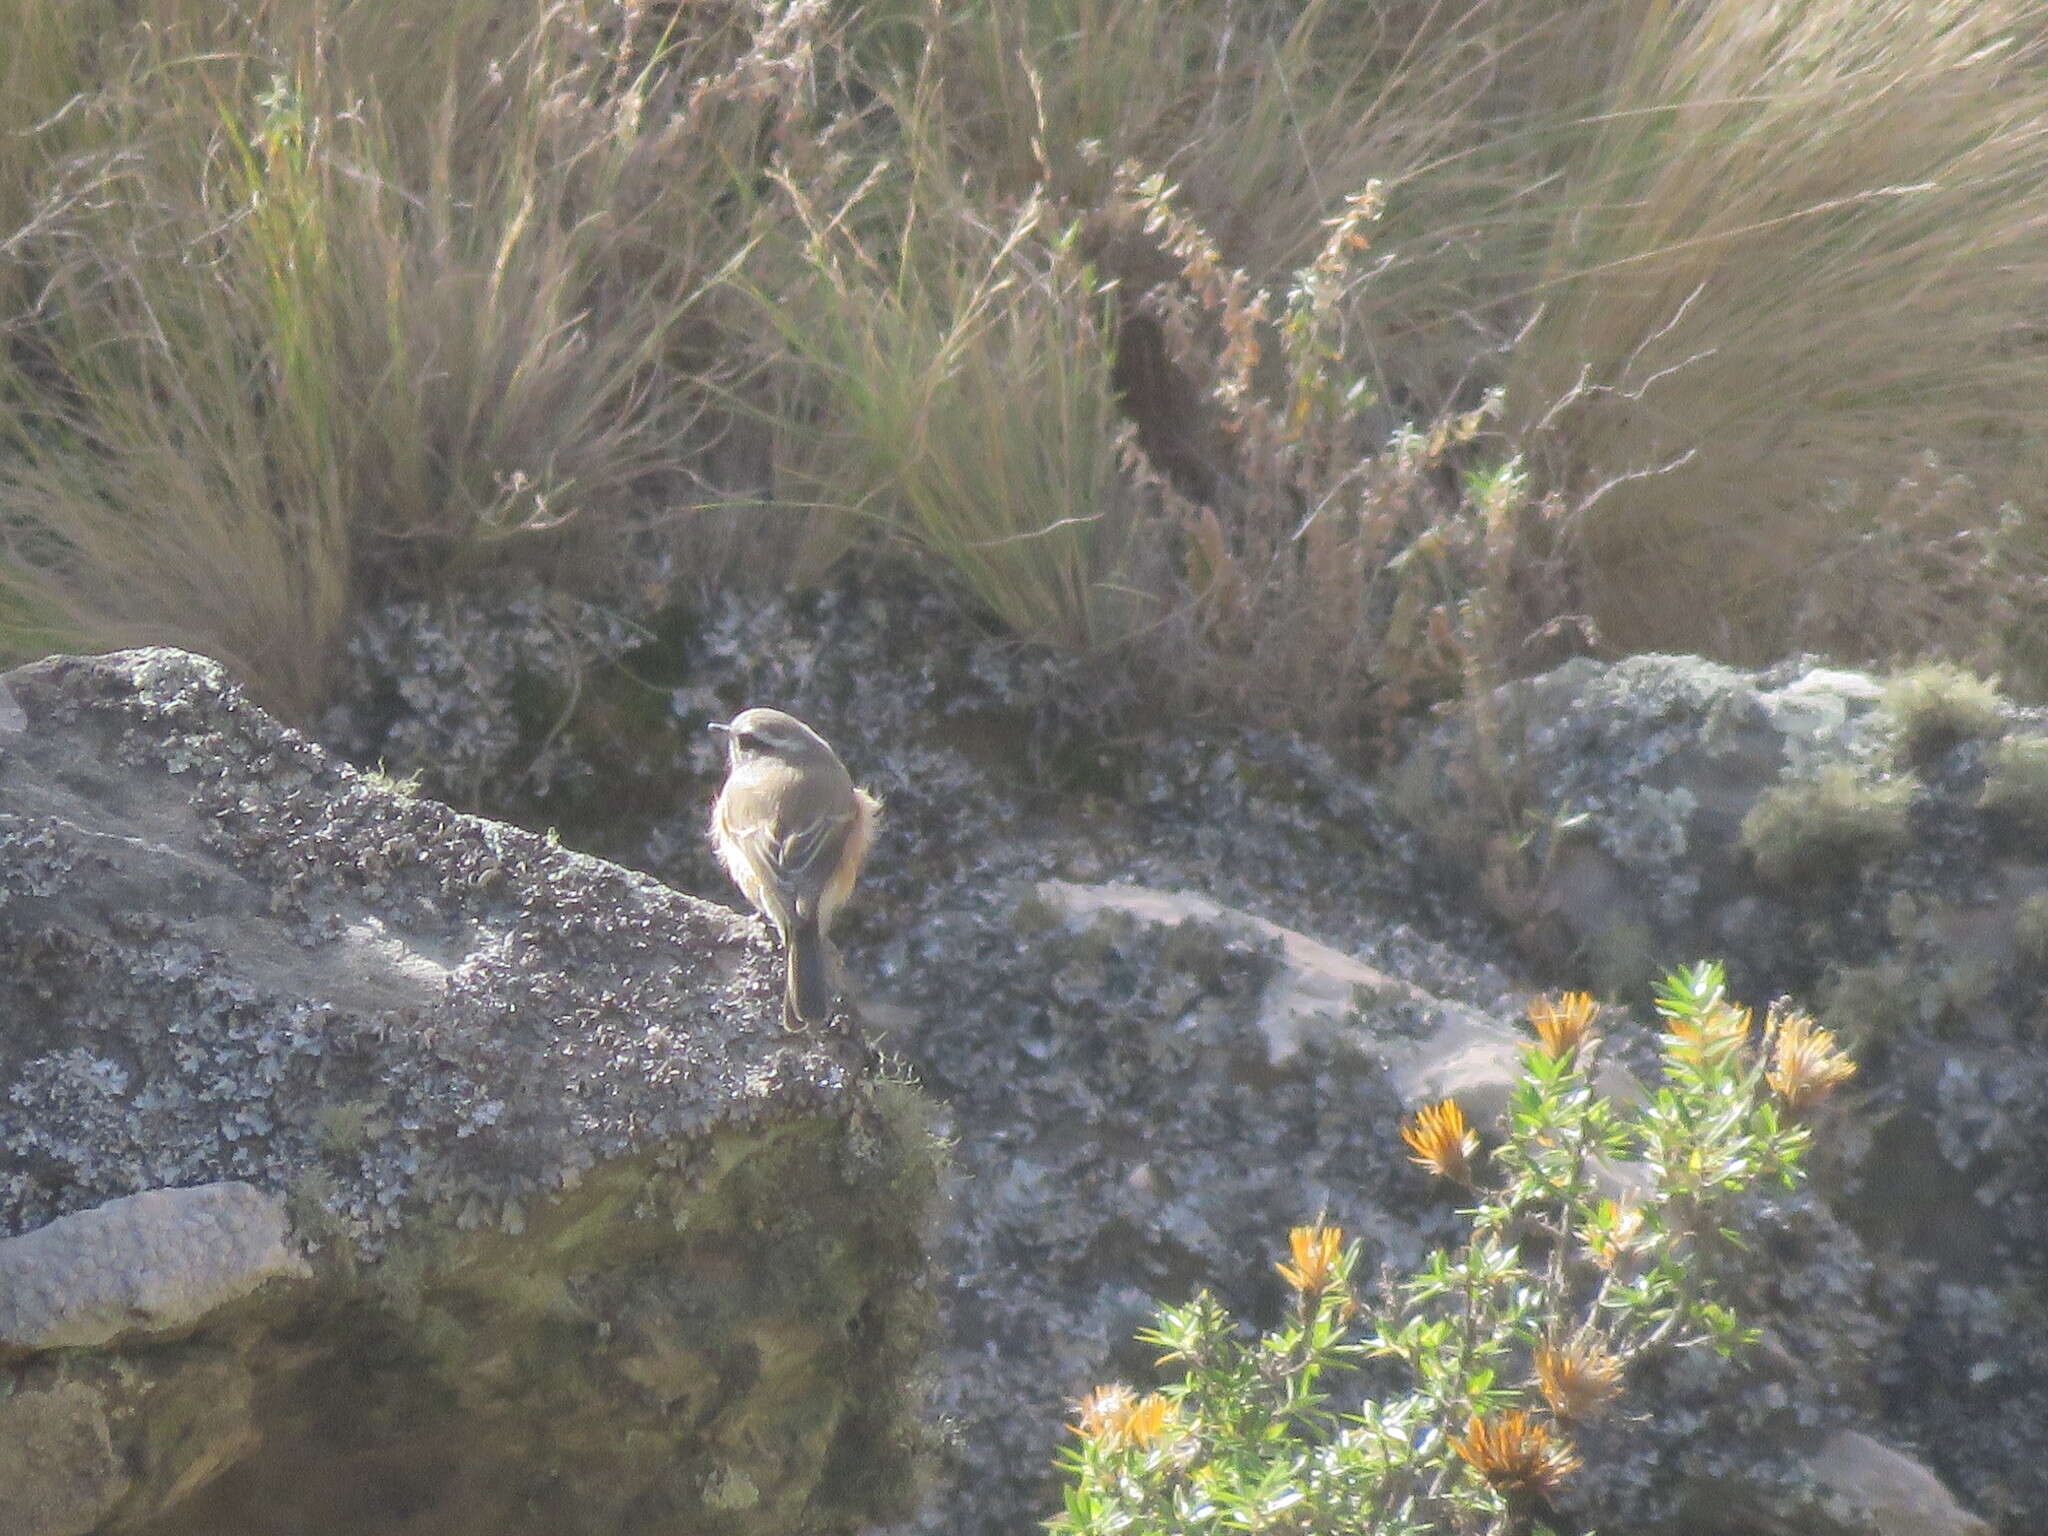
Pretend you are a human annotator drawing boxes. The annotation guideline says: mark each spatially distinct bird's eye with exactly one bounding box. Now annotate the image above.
[733,731,760,750]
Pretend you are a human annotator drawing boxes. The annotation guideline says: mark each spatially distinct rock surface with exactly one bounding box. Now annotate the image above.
[1791,1429,1995,1536]
[0,1182,308,1352]
[1399,650,2048,1531]
[0,648,939,1536]
[0,1380,130,1536]
[323,588,2026,1536]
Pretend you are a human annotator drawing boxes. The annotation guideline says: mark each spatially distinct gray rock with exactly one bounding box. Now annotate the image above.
[1393,654,1906,979]
[325,589,2027,1536]
[0,648,940,1536]
[1792,1429,1995,1536]
[1662,1427,1996,1536]
[0,1182,308,1350]
[0,1381,129,1536]
[1032,878,1640,1126]
[1034,878,1441,1062]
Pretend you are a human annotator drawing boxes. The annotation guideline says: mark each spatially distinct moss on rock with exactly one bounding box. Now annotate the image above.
[0,648,941,1536]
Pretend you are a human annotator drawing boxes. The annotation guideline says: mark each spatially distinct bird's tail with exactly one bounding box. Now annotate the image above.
[784,912,832,1029]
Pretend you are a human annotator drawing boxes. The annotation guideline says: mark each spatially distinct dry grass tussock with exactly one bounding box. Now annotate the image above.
[859,0,2048,711]
[3,0,2047,728]
[0,0,806,717]
[1499,0,2048,662]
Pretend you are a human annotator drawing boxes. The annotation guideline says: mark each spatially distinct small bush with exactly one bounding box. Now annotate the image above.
[745,179,1154,652]
[1740,764,1915,886]
[1977,735,2048,839]
[1817,960,1917,1050]
[1092,169,1559,741]
[1053,967,1847,1536]
[1882,661,2006,762]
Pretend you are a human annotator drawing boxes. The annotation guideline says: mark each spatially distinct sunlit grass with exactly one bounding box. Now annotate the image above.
[748,161,1153,652]
[0,0,785,716]
[5,0,2046,724]
[1499,0,2048,659]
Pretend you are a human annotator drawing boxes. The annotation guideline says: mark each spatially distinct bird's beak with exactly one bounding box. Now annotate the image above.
[707,720,730,734]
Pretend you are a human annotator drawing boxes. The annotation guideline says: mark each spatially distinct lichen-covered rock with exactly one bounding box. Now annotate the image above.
[1394,652,2048,1023]
[0,648,939,1536]
[1773,1429,1993,1536]
[324,589,2019,1536]
[1032,878,1642,1121]
[1397,651,2048,1530]
[0,1182,307,1351]
[1393,654,1910,991]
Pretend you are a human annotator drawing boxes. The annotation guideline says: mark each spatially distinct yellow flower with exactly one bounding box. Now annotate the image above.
[1073,1383,1135,1442]
[1122,1393,1174,1447]
[1451,1410,1581,1494]
[1527,992,1600,1058]
[1582,1196,1646,1271]
[1665,998,1752,1067]
[1275,1224,1344,1294]
[1533,1335,1625,1423]
[1072,1385,1176,1450]
[1401,1098,1478,1185]
[1765,1007,1857,1112]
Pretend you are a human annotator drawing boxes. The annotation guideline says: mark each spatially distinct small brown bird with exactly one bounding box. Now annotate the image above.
[708,707,879,1028]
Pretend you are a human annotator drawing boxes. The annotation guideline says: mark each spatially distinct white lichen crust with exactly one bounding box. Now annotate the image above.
[0,1182,308,1350]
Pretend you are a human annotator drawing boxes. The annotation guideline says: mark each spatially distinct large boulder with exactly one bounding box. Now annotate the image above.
[0,648,939,1536]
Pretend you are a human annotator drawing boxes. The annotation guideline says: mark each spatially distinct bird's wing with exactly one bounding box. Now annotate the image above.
[723,798,855,908]
[766,805,857,900]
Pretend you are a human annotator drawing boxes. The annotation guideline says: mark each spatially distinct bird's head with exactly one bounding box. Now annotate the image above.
[709,707,838,770]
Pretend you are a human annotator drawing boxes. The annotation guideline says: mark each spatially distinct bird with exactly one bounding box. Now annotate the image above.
[708,707,879,1028]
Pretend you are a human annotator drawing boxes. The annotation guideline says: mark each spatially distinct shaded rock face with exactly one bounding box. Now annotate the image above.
[0,649,938,1536]
[324,590,2015,1536]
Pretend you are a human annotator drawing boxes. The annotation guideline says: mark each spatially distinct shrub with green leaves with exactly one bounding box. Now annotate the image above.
[1052,964,1852,1536]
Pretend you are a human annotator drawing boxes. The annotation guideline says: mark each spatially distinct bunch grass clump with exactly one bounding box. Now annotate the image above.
[1882,661,2006,764]
[1054,965,1849,1536]
[1504,0,2048,665]
[1977,735,2048,841]
[744,168,1151,653]
[0,0,804,716]
[1740,764,1916,887]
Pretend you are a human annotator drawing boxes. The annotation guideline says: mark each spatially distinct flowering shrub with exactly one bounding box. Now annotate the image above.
[1052,963,1852,1536]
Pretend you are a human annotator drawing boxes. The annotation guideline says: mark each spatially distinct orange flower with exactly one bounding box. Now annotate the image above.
[1122,1393,1174,1447]
[1582,1197,1646,1272]
[1072,1385,1176,1450]
[1527,992,1600,1058]
[1275,1224,1344,1294]
[1665,998,1752,1067]
[1073,1383,1136,1441]
[1401,1098,1477,1185]
[1451,1410,1581,1494]
[1765,1007,1857,1112]
[1533,1336,1625,1423]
